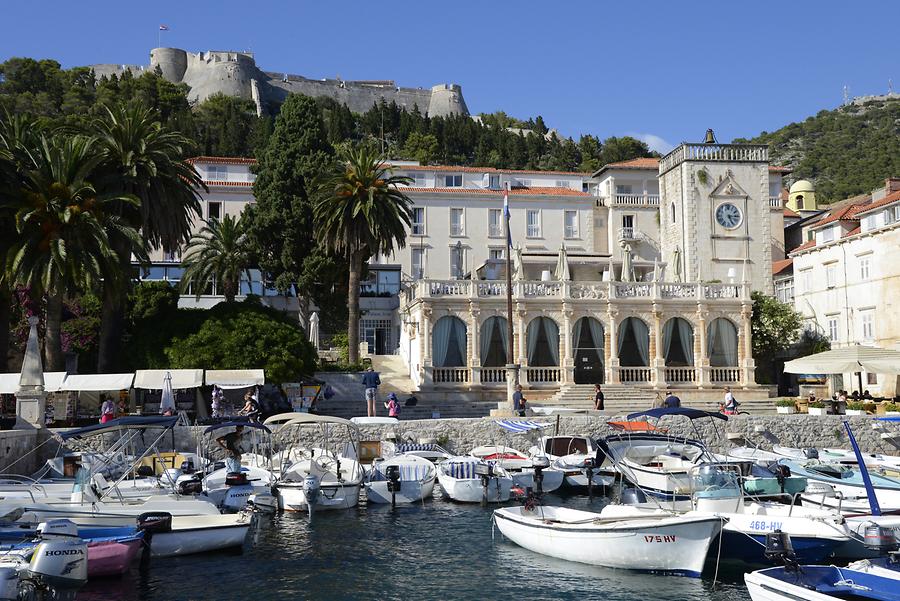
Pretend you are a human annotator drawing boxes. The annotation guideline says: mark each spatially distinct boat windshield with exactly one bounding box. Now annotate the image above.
[545,437,588,456]
[807,464,854,479]
[689,465,742,499]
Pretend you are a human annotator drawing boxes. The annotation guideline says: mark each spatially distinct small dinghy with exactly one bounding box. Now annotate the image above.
[494,505,723,577]
[469,444,564,494]
[365,454,436,505]
[437,457,512,504]
[528,435,610,490]
[746,563,900,601]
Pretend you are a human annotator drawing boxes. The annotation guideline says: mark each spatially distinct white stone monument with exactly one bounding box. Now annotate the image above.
[15,316,48,429]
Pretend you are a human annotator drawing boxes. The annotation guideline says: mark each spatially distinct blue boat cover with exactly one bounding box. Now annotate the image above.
[626,407,727,421]
[495,420,549,433]
[59,416,180,440]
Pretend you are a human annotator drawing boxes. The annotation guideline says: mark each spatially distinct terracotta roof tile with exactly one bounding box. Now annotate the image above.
[772,258,793,275]
[603,157,660,170]
[783,208,800,218]
[811,203,867,228]
[188,156,257,165]
[793,239,816,252]
[768,166,792,173]
[843,226,861,238]
[403,186,590,197]
[853,190,900,217]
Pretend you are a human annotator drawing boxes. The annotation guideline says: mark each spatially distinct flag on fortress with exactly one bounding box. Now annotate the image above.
[159,25,170,31]
[503,184,512,249]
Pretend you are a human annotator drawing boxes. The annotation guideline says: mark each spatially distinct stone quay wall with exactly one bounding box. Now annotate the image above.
[34,415,900,468]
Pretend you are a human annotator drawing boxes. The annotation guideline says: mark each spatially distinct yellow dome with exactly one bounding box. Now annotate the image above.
[789,179,815,194]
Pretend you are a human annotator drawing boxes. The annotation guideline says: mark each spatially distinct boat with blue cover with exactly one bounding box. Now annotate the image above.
[746,564,900,600]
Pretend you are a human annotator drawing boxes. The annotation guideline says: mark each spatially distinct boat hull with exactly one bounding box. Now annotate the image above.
[86,537,143,577]
[147,516,250,558]
[511,469,565,493]
[365,478,435,504]
[494,506,720,577]
[437,472,512,503]
[276,482,361,512]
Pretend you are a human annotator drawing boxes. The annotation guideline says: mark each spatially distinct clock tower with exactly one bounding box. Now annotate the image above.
[657,132,773,294]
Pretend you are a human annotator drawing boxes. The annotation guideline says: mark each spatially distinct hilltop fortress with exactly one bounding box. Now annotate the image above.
[89,47,469,118]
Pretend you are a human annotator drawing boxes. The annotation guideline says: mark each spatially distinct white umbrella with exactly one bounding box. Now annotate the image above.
[652,258,659,282]
[783,346,900,375]
[159,371,176,415]
[554,244,570,281]
[620,244,635,282]
[512,245,525,281]
[308,312,320,349]
[672,247,683,283]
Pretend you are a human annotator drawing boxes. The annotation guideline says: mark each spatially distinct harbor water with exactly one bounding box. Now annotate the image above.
[79,494,752,601]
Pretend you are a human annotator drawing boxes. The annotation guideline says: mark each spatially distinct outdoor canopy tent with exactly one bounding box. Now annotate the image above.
[0,372,67,394]
[59,373,134,391]
[204,369,265,389]
[133,369,203,389]
[783,346,900,375]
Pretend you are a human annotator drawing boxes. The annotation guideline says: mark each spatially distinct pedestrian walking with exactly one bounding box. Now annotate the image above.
[512,384,526,416]
[593,384,605,411]
[362,367,381,417]
[384,392,401,418]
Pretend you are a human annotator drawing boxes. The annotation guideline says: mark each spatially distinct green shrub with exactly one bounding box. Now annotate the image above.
[885,402,900,412]
[847,401,866,411]
[809,401,826,409]
[775,398,796,407]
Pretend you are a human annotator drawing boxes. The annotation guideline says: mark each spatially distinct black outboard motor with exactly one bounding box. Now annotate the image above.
[137,512,173,565]
[531,456,550,497]
[764,529,798,571]
[772,464,792,494]
[621,487,648,506]
[176,476,203,496]
[474,463,495,506]
[583,458,596,502]
[213,460,226,472]
[180,459,195,475]
[803,448,819,460]
[385,464,401,508]
[225,472,250,487]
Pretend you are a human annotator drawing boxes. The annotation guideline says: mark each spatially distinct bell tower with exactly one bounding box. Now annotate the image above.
[658,130,773,294]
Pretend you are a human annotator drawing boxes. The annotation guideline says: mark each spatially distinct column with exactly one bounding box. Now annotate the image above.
[561,308,574,385]
[517,307,528,385]
[421,307,432,387]
[740,304,755,387]
[469,307,481,387]
[607,308,620,384]
[696,306,709,388]
[652,306,664,388]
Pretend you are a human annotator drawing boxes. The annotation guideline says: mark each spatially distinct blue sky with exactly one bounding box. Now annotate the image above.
[2,1,896,152]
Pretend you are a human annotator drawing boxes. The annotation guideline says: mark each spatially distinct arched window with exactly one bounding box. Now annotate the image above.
[670,202,676,224]
[573,317,605,384]
[480,316,509,367]
[617,317,650,367]
[526,317,560,367]
[707,318,738,367]
[796,195,804,209]
[433,316,467,367]
[662,317,694,366]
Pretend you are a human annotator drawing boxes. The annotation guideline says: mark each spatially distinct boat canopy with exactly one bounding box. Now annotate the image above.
[0,372,67,394]
[58,373,134,392]
[607,420,664,432]
[263,412,355,428]
[202,421,271,435]
[133,369,203,389]
[204,369,264,389]
[626,407,727,421]
[495,419,548,433]
[59,416,179,440]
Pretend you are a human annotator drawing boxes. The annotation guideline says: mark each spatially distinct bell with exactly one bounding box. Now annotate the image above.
[704,128,717,144]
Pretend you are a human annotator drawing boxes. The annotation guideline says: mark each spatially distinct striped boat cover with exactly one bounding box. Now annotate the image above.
[495,419,549,434]
[447,461,477,479]
[373,463,430,482]
[397,443,440,452]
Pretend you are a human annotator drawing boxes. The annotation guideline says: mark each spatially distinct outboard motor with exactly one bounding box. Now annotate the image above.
[175,475,203,496]
[583,458,596,502]
[137,511,172,565]
[180,459,195,475]
[35,520,79,541]
[385,465,401,508]
[532,456,550,497]
[474,463,495,506]
[864,524,899,553]
[25,538,88,593]
[803,448,819,460]
[764,529,797,571]
[222,472,254,512]
[303,474,321,517]
[621,487,648,506]
[772,464,792,494]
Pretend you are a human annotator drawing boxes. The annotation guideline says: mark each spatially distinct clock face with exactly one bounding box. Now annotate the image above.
[715,202,742,229]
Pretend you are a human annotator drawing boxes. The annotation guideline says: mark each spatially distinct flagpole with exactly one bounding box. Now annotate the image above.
[504,183,519,414]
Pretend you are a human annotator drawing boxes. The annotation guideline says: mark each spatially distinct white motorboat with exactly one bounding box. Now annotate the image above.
[494,504,723,577]
[265,413,364,513]
[437,457,512,503]
[779,459,900,514]
[0,534,88,599]
[469,445,564,493]
[528,435,610,490]
[365,454,436,504]
[745,563,900,601]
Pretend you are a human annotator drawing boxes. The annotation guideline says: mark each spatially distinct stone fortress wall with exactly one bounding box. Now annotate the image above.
[88,47,469,118]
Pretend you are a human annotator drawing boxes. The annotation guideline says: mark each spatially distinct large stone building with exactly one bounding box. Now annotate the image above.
[89,48,468,118]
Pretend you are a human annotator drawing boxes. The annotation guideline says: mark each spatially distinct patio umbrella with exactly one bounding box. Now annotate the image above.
[605,255,615,282]
[512,245,525,281]
[554,244,571,281]
[672,247,683,283]
[784,346,900,375]
[308,312,320,349]
[159,371,176,415]
[620,244,635,282]
[652,257,659,282]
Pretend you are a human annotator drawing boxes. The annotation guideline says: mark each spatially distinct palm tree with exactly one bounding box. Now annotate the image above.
[5,135,144,370]
[179,214,251,303]
[314,145,413,364]
[89,104,204,372]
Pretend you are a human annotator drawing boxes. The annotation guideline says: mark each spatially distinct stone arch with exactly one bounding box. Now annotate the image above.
[573,317,605,384]
[617,316,650,367]
[432,315,467,368]
[662,317,695,366]
[526,316,560,367]
[480,316,509,367]
[707,317,739,367]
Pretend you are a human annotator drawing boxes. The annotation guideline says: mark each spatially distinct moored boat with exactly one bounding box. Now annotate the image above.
[437,457,512,503]
[365,454,436,504]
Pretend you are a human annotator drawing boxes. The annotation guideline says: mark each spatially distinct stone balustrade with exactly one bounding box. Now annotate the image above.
[769,196,782,208]
[613,193,660,206]
[659,143,768,174]
[664,366,697,384]
[710,367,741,384]
[432,367,470,384]
[620,367,652,383]
[526,367,561,384]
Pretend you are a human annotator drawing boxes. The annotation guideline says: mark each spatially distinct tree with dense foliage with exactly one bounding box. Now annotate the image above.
[314,145,413,364]
[750,291,803,383]
[89,103,203,372]
[180,214,251,303]
[165,301,317,383]
[243,93,336,308]
[5,135,144,370]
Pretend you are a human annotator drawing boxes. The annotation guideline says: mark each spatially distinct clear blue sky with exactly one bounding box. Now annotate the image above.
[2,1,896,152]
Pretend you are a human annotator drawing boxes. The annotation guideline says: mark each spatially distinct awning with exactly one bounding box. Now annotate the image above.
[133,369,203,390]
[59,373,134,392]
[626,407,727,421]
[0,372,67,394]
[205,369,265,389]
[783,346,900,375]
[495,420,549,433]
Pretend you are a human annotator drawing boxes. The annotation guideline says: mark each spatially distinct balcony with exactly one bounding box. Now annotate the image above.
[617,226,639,241]
[613,193,660,206]
[659,143,768,174]
[769,196,783,208]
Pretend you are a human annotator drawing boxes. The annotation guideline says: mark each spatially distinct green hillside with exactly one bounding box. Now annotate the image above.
[738,97,900,203]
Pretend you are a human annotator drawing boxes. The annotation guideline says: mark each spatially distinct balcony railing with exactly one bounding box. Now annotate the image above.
[659,143,768,174]
[613,193,660,206]
[618,226,638,241]
[479,368,507,384]
[526,367,560,383]
[664,367,697,384]
[410,280,748,302]
[769,196,782,208]
[432,367,470,384]
[710,367,740,383]
[620,367,652,383]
